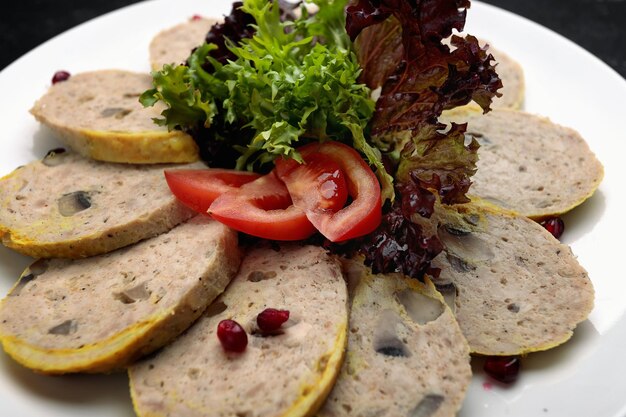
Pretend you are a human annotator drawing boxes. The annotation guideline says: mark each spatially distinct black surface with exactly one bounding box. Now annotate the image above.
[1,0,625,78]
[482,0,626,78]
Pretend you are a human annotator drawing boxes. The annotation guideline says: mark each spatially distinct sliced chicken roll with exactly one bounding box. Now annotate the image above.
[442,109,604,219]
[30,70,198,164]
[130,245,348,417]
[430,202,594,355]
[0,151,201,258]
[0,217,240,374]
[483,42,525,110]
[318,259,471,417]
[149,17,217,70]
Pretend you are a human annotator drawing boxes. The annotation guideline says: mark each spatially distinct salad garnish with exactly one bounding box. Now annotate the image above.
[142,0,502,280]
[141,0,392,199]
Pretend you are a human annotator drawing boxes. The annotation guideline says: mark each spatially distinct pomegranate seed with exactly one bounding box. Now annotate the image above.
[483,356,520,383]
[540,217,565,239]
[217,319,247,352]
[257,308,290,332]
[51,70,71,84]
[191,14,203,21]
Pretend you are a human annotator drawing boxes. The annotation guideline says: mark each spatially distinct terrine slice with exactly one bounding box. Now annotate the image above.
[317,259,471,417]
[430,201,594,355]
[30,70,198,164]
[441,108,604,219]
[129,245,348,417]
[0,151,201,258]
[149,17,217,70]
[0,216,240,374]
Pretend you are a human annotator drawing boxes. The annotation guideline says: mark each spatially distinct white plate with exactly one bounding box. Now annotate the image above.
[1,1,626,416]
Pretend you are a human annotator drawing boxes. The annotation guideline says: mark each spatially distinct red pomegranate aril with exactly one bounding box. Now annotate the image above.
[257,308,290,332]
[51,70,71,84]
[540,217,565,239]
[217,319,248,352]
[191,14,203,20]
[483,356,520,383]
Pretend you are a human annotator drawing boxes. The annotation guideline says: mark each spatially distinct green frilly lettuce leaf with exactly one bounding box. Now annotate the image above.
[141,0,393,200]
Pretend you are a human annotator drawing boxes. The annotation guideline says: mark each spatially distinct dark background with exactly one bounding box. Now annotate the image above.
[1,0,625,78]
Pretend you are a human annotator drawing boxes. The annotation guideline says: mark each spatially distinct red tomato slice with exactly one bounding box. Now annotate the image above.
[208,171,317,241]
[164,169,260,214]
[274,152,349,213]
[275,141,382,242]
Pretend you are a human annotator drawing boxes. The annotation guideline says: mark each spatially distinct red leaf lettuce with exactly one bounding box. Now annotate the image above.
[345,0,502,279]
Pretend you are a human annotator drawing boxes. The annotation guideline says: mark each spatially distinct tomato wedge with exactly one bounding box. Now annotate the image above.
[273,152,349,213]
[275,141,382,242]
[208,171,317,241]
[164,169,260,214]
